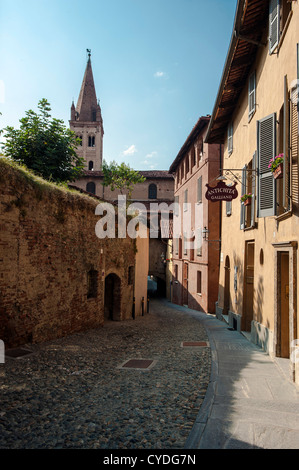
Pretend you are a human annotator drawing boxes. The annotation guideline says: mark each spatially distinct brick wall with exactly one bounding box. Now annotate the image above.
[0,160,136,348]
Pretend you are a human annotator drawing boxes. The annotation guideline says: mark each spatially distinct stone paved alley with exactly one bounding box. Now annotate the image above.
[0,299,211,449]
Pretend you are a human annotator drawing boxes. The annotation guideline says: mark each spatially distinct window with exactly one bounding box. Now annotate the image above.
[86,182,96,194]
[184,189,188,212]
[87,270,98,298]
[196,229,202,257]
[88,161,94,170]
[191,147,196,167]
[228,122,233,154]
[197,271,202,294]
[174,236,179,256]
[183,232,187,255]
[269,0,280,54]
[197,176,202,203]
[92,111,97,122]
[76,135,82,146]
[185,154,189,175]
[248,71,256,119]
[257,113,276,217]
[148,183,157,199]
[226,200,232,217]
[88,136,95,147]
[174,264,178,280]
[174,195,179,216]
[240,158,256,229]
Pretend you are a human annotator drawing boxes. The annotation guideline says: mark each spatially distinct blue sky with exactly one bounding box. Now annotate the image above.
[0,0,237,171]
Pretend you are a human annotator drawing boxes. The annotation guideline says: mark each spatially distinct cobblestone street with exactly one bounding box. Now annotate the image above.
[0,299,211,449]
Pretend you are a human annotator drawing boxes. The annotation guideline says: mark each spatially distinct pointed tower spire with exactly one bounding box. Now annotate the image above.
[75,50,100,122]
[70,50,104,174]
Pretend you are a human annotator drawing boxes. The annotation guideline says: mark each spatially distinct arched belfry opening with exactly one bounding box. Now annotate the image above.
[104,273,121,321]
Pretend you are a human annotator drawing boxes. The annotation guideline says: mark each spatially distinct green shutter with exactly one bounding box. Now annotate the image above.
[250,152,257,227]
[257,113,277,217]
[240,165,246,230]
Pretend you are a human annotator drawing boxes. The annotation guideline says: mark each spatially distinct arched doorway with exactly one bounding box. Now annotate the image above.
[223,256,230,316]
[104,273,121,321]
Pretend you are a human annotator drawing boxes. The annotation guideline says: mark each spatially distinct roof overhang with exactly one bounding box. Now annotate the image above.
[205,0,269,144]
[169,115,210,173]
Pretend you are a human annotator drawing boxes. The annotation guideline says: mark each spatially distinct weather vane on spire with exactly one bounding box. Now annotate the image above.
[87,49,91,60]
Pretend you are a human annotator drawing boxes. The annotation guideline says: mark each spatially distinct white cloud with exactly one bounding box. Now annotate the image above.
[154,71,166,78]
[145,151,157,159]
[123,145,137,156]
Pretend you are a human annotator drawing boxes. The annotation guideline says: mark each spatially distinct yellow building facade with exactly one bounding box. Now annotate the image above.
[206,0,299,383]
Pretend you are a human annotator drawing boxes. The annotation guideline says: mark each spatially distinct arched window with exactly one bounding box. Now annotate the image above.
[88,136,95,147]
[148,183,157,199]
[88,161,94,170]
[86,182,96,194]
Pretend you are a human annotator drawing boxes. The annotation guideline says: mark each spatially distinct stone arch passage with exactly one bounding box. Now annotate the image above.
[104,273,121,321]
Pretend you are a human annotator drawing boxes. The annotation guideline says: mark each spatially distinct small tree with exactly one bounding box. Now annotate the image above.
[1,99,85,183]
[102,159,146,199]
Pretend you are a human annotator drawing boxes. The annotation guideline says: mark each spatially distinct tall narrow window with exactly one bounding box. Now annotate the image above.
[191,147,196,167]
[174,264,178,280]
[269,0,280,54]
[89,161,94,170]
[228,122,233,154]
[196,229,202,256]
[197,176,202,203]
[184,189,188,212]
[185,155,189,175]
[88,136,95,147]
[174,195,179,216]
[197,271,202,294]
[248,71,256,119]
[183,232,187,255]
[148,183,157,199]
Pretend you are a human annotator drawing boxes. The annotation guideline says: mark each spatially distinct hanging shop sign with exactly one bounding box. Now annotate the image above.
[205,181,238,202]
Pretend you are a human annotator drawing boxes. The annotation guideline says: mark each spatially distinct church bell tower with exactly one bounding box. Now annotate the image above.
[70,50,104,171]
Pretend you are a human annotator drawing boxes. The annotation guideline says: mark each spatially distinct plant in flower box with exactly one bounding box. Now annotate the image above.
[268,153,284,179]
[240,193,253,206]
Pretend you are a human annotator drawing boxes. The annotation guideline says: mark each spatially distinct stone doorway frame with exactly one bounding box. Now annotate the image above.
[272,241,297,381]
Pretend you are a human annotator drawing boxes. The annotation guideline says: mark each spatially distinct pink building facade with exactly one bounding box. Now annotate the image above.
[169,116,222,314]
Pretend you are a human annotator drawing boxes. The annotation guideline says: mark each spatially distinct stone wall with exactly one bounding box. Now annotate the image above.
[0,159,136,348]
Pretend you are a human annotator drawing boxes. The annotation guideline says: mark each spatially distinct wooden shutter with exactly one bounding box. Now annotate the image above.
[240,165,246,229]
[250,153,257,227]
[269,0,280,54]
[257,113,277,217]
[291,101,299,205]
[283,75,290,211]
